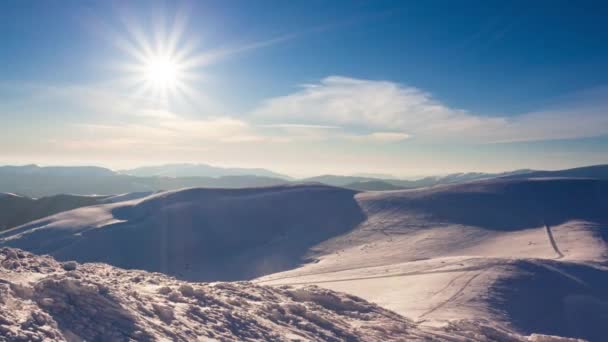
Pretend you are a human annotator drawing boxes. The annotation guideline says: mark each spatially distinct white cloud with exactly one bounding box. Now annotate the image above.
[68,116,274,151]
[6,76,608,162]
[259,123,340,129]
[253,76,608,143]
[346,132,411,142]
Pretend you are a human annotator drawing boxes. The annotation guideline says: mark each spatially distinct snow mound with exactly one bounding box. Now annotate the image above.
[0,247,555,341]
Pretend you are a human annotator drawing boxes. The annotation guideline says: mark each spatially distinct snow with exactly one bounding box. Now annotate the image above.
[257,178,608,341]
[0,193,22,198]
[1,179,606,340]
[99,191,157,204]
[0,247,559,341]
[0,185,365,281]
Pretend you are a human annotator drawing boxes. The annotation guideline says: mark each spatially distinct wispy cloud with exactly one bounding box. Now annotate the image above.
[346,132,411,142]
[258,123,340,129]
[252,76,608,143]
[4,75,608,164]
[180,32,302,69]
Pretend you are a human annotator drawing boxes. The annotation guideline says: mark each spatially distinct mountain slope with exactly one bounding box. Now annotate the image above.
[2,178,607,340]
[257,178,608,341]
[0,193,104,231]
[0,185,364,281]
[0,247,577,341]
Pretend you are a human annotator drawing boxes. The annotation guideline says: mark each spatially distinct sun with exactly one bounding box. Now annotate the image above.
[113,12,205,105]
[143,55,181,90]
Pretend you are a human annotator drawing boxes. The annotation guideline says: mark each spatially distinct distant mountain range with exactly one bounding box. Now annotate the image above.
[303,169,536,190]
[1,163,607,197]
[120,163,291,179]
[0,165,288,198]
[500,164,608,180]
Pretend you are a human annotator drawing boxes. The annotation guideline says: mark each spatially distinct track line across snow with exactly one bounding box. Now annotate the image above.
[544,223,564,259]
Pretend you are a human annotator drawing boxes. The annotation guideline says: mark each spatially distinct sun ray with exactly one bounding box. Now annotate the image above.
[112,13,199,107]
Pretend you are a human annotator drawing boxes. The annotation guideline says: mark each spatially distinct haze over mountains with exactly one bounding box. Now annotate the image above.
[120,163,290,179]
[0,164,287,198]
[4,163,607,198]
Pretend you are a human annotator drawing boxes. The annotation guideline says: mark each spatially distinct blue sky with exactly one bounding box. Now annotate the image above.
[1,0,607,177]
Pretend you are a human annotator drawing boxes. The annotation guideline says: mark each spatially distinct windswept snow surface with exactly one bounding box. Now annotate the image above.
[258,179,608,341]
[0,247,553,341]
[1,179,607,340]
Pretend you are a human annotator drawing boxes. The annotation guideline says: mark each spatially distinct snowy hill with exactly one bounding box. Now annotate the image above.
[1,178,607,340]
[0,247,579,341]
[0,193,104,231]
[257,178,608,341]
[0,185,364,281]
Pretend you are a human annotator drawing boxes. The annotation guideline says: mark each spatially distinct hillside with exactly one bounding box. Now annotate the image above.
[257,178,608,341]
[0,247,581,341]
[2,178,607,340]
[0,185,364,281]
[0,193,104,231]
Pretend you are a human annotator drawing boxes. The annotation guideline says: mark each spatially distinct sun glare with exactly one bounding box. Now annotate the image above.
[115,12,204,105]
[144,56,180,89]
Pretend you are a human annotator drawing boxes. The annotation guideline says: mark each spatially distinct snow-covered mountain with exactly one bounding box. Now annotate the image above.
[0,185,364,281]
[258,178,608,341]
[1,177,607,340]
[0,247,580,341]
[0,193,104,231]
